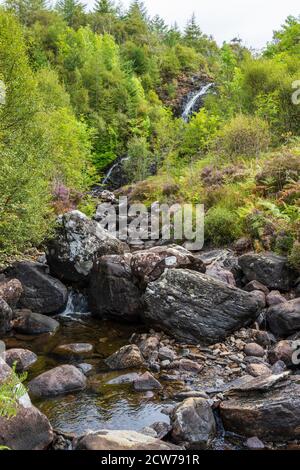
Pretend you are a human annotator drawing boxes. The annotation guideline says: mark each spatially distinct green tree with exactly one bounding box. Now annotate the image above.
[56,0,86,28]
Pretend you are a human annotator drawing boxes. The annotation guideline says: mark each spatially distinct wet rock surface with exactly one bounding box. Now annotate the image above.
[12,309,60,335]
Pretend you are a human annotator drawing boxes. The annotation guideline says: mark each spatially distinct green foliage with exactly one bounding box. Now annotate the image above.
[0,364,27,420]
[289,241,300,272]
[124,136,152,182]
[181,109,220,158]
[205,206,242,246]
[214,114,270,158]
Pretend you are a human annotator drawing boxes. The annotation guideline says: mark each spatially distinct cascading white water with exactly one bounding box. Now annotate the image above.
[59,290,89,318]
[102,157,129,185]
[182,83,213,122]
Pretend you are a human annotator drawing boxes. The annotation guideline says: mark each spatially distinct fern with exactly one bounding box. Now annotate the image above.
[0,364,27,420]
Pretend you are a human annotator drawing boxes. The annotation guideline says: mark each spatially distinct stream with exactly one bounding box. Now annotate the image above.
[5,293,173,437]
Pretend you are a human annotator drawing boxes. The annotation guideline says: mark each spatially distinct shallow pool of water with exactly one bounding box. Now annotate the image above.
[5,312,173,436]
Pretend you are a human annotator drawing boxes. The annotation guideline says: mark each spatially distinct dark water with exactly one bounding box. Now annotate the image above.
[5,313,172,436]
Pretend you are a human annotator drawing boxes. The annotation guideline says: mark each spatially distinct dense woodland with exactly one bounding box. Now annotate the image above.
[0,0,300,271]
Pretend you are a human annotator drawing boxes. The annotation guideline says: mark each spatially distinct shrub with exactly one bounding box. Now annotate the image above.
[289,241,300,272]
[215,114,270,158]
[205,206,242,246]
[256,148,300,195]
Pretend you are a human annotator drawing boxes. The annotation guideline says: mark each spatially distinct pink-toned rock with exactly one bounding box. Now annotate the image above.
[266,291,286,307]
[134,372,162,391]
[246,363,272,378]
[268,340,295,367]
[0,279,23,307]
[244,343,265,358]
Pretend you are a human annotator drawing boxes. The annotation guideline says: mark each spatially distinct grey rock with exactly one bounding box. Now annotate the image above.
[105,345,144,370]
[12,309,60,335]
[75,430,182,450]
[267,298,300,337]
[133,372,162,391]
[244,343,265,358]
[89,254,142,322]
[4,262,67,315]
[28,365,86,398]
[171,398,216,449]
[220,378,300,441]
[143,269,264,345]
[0,298,12,335]
[47,211,126,283]
[4,348,37,372]
[239,252,297,292]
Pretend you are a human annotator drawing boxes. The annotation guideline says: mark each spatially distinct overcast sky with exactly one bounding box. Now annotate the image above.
[87,0,300,50]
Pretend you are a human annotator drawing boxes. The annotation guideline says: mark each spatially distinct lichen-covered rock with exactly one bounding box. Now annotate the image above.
[143,269,264,345]
[239,252,297,292]
[0,278,23,308]
[89,254,142,322]
[171,398,216,449]
[28,365,86,398]
[131,245,205,285]
[4,262,67,314]
[47,211,126,283]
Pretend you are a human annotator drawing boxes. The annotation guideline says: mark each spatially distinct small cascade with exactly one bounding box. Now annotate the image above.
[59,289,89,319]
[181,82,213,122]
[102,156,129,188]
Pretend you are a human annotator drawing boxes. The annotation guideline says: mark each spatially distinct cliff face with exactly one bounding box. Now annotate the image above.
[158,71,213,116]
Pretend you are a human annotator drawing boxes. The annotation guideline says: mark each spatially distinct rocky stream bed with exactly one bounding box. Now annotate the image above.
[1,207,300,451]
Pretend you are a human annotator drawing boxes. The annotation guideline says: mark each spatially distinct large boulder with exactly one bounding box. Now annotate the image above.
[131,245,205,285]
[268,340,296,367]
[0,298,12,336]
[143,269,264,345]
[12,309,60,335]
[267,298,300,338]
[75,430,181,450]
[89,254,142,322]
[238,252,297,292]
[171,398,216,449]
[28,365,86,398]
[4,262,67,315]
[46,211,126,283]
[0,359,53,450]
[220,377,300,441]
[0,278,23,308]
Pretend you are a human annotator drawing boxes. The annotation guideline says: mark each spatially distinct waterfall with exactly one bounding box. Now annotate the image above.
[59,289,89,318]
[182,83,213,122]
[102,157,129,185]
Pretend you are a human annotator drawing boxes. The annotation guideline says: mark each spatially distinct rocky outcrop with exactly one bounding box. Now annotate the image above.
[12,309,60,335]
[4,348,37,372]
[75,430,182,450]
[238,252,297,292]
[0,359,53,450]
[105,345,144,370]
[171,398,216,449]
[131,245,205,285]
[47,211,126,283]
[4,262,67,315]
[143,269,264,345]
[28,365,86,398]
[89,254,142,322]
[267,298,300,337]
[220,377,300,441]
